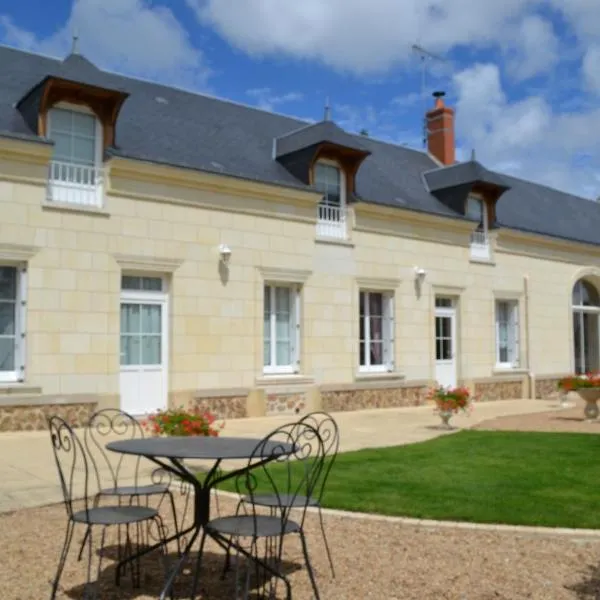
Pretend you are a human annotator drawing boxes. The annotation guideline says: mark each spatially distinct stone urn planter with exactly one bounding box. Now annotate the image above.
[438,410,455,429]
[577,388,600,421]
[428,385,473,430]
[557,374,600,422]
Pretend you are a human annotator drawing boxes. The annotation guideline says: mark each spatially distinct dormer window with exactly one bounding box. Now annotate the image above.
[466,195,490,260]
[314,160,347,239]
[47,104,104,208]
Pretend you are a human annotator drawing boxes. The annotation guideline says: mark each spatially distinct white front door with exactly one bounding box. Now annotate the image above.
[119,276,168,415]
[435,298,457,388]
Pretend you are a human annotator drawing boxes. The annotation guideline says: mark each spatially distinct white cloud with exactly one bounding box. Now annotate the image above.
[0,0,210,88]
[453,63,600,198]
[583,44,600,94]
[246,87,303,111]
[190,0,542,75]
[505,15,560,81]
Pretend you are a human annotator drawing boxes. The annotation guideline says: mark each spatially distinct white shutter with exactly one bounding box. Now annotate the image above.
[511,302,520,367]
[293,286,301,373]
[494,302,501,364]
[17,267,27,382]
[384,293,395,371]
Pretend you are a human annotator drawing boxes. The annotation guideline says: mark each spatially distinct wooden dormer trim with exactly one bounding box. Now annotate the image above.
[471,182,503,228]
[309,142,368,197]
[21,76,128,150]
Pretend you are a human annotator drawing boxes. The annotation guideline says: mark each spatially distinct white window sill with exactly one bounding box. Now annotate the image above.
[42,199,110,217]
[355,371,405,382]
[256,374,315,387]
[492,366,528,375]
[315,236,354,248]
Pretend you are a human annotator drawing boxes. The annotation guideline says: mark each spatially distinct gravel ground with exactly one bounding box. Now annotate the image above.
[4,402,600,599]
[473,397,600,434]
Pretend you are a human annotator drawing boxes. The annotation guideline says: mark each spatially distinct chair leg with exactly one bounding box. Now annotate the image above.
[83,526,107,600]
[222,498,244,577]
[166,490,181,555]
[190,530,207,600]
[317,506,335,578]
[299,530,321,600]
[154,516,174,600]
[77,525,91,562]
[50,520,75,600]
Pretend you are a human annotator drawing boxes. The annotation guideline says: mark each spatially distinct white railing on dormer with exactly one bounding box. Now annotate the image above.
[316,204,347,239]
[47,160,104,208]
[470,230,490,260]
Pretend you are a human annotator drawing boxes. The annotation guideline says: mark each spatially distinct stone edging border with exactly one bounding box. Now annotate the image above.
[213,489,600,538]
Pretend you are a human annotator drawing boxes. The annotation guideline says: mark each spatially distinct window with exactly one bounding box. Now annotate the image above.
[467,195,490,259]
[496,300,519,367]
[46,105,104,207]
[359,291,394,371]
[466,195,486,228]
[47,107,99,168]
[121,275,163,292]
[572,279,600,374]
[314,161,347,239]
[0,266,26,383]
[263,285,300,374]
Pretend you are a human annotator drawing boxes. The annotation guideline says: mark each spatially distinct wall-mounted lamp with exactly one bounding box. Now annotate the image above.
[414,266,427,280]
[219,243,232,265]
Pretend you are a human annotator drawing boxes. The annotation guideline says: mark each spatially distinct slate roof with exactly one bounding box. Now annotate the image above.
[424,160,510,193]
[275,120,371,158]
[1,44,600,247]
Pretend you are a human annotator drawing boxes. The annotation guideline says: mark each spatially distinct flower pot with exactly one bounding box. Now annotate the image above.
[577,388,600,420]
[439,410,454,429]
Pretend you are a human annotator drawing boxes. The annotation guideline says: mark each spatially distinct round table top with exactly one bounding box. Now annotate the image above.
[106,436,293,460]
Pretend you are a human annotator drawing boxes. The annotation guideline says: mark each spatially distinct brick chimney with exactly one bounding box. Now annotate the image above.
[426,91,455,166]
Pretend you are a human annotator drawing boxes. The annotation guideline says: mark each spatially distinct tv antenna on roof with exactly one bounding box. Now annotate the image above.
[411,44,448,147]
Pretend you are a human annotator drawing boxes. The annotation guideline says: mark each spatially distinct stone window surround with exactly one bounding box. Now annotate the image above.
[492,290,525,373]
[257,266,311,381]
[0,244,39,388]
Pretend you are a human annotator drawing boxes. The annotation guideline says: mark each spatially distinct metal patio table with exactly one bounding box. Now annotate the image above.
[107,435,293,599]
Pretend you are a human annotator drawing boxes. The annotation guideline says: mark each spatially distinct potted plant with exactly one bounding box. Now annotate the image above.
[143,406,224,437]
[557,373,600,420]
[428,385,473,429]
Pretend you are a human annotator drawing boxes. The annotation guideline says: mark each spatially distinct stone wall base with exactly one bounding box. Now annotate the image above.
[473,378,525,402]
[534,376,565,400]
[171,389,248,420]
[0,400,98,431]
[321,383,428,413]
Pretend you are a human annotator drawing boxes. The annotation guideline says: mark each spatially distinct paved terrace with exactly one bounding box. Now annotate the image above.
[0,399,557,513]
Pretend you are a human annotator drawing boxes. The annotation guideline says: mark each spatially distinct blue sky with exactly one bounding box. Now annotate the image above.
[2,0,600,198]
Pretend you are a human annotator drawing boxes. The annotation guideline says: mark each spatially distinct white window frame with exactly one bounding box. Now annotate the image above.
[495,299,520,368]
[47,102,103,167]
[314,159,346,210]
[263,284,300,375]
[359,290,395,373]
[0,265,27,384]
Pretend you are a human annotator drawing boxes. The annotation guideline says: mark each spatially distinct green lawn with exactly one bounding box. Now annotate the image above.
[218,430,600,529]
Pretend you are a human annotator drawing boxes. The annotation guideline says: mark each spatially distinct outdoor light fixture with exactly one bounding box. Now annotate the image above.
[219,244,232,264]
[414,266,426,280]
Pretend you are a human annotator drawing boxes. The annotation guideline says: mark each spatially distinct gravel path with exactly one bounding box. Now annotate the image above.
[5,401,600,599]
[2,495,600,599]
[474,397,600,434]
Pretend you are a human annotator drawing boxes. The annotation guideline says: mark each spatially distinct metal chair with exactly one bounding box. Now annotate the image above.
[193,421,325,600]
[78,409,182,559]
[226,411,339,578]
[48,416,170,599]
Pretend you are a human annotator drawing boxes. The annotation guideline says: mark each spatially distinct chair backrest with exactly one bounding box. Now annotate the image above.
[236,421,325,534]
[298,412,339,503]
[48,416,96,521]
[84,408,145,491]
